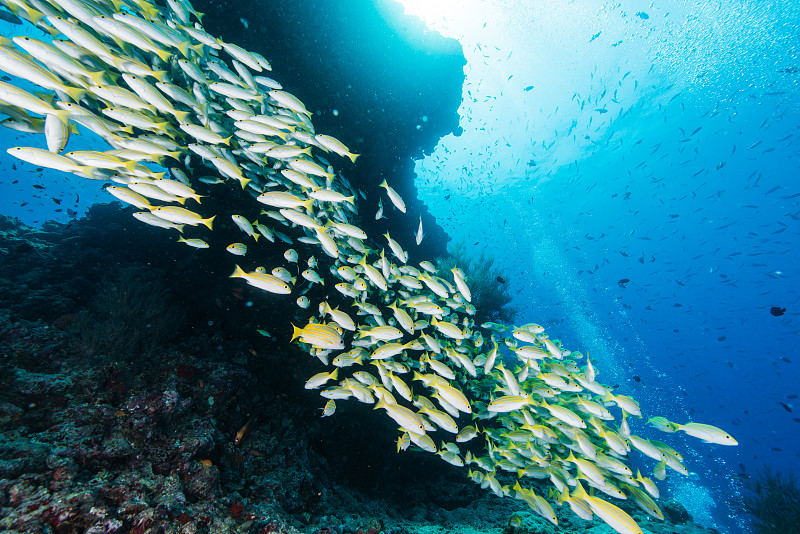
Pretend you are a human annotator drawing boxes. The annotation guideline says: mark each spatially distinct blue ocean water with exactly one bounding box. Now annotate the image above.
[404,1,800,531]
[0,1,798,533]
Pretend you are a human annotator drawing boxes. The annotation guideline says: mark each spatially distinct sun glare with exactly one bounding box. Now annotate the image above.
[390,0,480,39]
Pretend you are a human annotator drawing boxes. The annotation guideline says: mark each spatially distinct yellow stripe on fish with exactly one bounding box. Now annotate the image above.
[291,322,344,350]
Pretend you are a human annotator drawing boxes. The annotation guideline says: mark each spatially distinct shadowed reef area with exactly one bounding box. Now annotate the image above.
[0,210,718,534]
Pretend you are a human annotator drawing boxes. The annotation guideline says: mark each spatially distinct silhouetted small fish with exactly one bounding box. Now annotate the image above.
[497,276,506,284]
[633,375,641,383]
[770,306,786,316]
[524,85,534,91]
[618,278,630,288]
[779,402,793,413]
[636,11,649,19]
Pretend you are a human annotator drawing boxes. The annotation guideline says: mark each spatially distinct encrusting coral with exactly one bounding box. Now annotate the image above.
[0,0,737,532]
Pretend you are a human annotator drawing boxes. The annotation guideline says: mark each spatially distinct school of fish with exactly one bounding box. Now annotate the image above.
[0,0,738,532]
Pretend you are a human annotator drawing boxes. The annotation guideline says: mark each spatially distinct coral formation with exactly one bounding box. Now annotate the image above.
[74,266,185,357]
[745,467,800,534]
[436,241,516,324]
[0,213,719,534]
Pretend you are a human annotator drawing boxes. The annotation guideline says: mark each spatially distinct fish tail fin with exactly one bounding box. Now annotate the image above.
[122,160,141,172]
[176,41,190,58]
[26,7,46,25]
[230,265,245,279]
[159,150,180,163]
[172,110,192,124]
[290,323,302,342]
[666,421,680,432]
[347,152,359,163]
[61,85,85,103]
[86,70,109,86]
[154,49,173,63]
[202,214,215,230]
[190,43,206,57]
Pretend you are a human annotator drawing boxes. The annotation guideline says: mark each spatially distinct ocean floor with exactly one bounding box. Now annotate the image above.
[0,210,721,534]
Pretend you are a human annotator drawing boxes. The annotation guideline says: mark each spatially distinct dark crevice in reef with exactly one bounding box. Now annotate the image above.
[194,0,466,263]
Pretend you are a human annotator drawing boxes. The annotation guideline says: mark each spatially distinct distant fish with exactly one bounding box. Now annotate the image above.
[770,306,786,316]
[589,31,602,42]
[779,402,793,413]
[618,278,630,288]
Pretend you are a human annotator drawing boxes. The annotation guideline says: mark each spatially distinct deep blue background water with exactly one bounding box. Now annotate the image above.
[405,2,800,531]
[1,1,798,533]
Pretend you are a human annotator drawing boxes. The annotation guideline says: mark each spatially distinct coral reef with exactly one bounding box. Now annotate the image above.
[436,241,516,324]
[0,213,719,534]
[74,266,185,357]
[745,467,800,534]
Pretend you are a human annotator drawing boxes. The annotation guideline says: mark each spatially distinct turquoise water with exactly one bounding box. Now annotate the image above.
[1,1,798,533]
[407,2,799,531]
